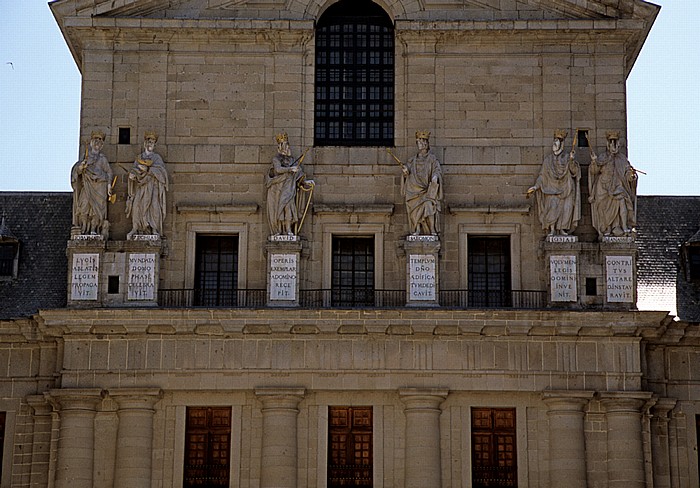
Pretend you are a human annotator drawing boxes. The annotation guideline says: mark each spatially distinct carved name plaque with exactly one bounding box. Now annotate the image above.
[71,253,99,300]
[549,255,577,302]
[128,253,156,300]
[546,235,577,243]
[270,235,298,242]
[409,254,436,301]
[270,253,297,301]
[606,255,634,303]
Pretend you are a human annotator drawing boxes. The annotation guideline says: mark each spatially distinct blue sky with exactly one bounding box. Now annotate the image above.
[0,0,697,195]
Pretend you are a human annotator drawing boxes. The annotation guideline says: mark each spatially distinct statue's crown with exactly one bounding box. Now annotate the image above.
[144,130,158,142]
[90,130,106,141]
[275,132,289,144]
[605,130,620,141]
[553,129,568,140]
[415,130,430,140]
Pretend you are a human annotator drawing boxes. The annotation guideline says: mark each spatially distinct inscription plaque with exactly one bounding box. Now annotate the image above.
[606,255,634,303]
[270,253,297,301]
[128,253,157,300]
[549,255,577,302]
[71,253,99,300]
[409,254,436,301]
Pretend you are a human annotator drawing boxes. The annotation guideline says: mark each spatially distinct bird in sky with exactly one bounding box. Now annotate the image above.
[5,62,13,70]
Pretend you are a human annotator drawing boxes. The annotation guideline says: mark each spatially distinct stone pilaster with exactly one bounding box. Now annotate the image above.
[255,388,305,488]
[48,388,104,488]
[600,392,652,488]
[110,388,163,488]
[650,398,676,488]
[542,391,594,488]
[399,388,448,488]
[27,395,53,488]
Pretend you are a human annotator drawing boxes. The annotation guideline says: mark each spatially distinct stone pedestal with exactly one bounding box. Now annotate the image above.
[544,236,579,306]
[650,398,676,488]
[67,238,164,307]
[602,239,636,308]
[543,391,594,488]
[255,388,305,488]
[111,388,163,488]
[404,236,440,306]
[399,388,448,488]
[600,392,651,488]
[266,236,302,306]
[49,388,104,488]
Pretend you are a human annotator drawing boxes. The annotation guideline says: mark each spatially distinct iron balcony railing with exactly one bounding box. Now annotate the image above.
[157,289,547,309]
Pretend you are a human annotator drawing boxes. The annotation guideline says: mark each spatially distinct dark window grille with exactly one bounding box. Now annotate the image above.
[194,235,238,306]
[471,408,517,488]
[328,406,373,488]
[315,0,394,146]
[184,407,231,488]
[332,237,374,306]
[0,244,16,277]
[468,237,512,307]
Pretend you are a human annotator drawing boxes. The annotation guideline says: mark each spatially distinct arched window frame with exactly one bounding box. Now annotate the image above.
[314,0,395,147]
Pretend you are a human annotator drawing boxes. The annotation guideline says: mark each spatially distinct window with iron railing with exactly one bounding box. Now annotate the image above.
[332,237,375,307]
[194,235,238,307]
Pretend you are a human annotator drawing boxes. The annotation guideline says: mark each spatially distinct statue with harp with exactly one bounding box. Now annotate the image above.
[265,132,315,237]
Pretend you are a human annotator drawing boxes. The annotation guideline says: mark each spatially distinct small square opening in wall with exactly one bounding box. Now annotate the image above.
[118,127,131,145]
[108,276,120,294]
[577,129,590,147]
[585,277,597,296]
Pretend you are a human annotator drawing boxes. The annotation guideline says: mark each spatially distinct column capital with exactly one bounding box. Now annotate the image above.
[27,394,53,416]
[108,388,163,410]
[542,390,594,412]
[399,388,449,410]
[47,388,104,411]
[599,391,652,413]
[255,387,305,410]
[650,397,677,420]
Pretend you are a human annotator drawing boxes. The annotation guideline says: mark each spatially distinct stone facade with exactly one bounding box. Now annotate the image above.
[1,0,699,487]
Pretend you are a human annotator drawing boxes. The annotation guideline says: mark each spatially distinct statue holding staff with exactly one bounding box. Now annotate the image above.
[265,132,314,236]
[71,130,113,237]
[390,131,443,236]
[527,129,581,236]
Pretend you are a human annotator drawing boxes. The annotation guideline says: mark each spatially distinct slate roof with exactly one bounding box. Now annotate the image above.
[636,196,700,321]
[0,192,72,320]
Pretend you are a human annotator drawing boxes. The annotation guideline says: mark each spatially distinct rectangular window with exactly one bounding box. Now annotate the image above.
[468,237,512,307]
[688,247,700,281]
[194,235,238,306]
[184,407,231,488]
[328,406,372,488]
[332,237,374,306]
[471,408,517,488]
[0,244,17,277]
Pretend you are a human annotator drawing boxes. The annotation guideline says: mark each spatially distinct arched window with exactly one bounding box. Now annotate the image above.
[315,0,394,146]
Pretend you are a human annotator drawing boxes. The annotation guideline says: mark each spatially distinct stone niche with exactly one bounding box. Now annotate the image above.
[67,237,164,307]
